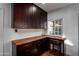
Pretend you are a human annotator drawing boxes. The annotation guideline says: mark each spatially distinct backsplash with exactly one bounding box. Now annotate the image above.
[13,29,44,40]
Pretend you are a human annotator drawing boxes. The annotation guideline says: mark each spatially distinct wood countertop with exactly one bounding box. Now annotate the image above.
[12,35,65,46]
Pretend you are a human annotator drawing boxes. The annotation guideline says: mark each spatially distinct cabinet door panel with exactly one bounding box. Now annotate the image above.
[32,5,41,28]
[17,45,24,56]
[24,4,33,28]
[13,4,25,28]
[22,43,33,56]
[40,38,50,51]
[41,11,47,29]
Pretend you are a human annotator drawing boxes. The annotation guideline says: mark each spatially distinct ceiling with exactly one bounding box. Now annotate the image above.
[35,3,72,12]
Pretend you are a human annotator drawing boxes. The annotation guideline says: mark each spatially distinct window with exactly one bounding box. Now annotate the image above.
[48,19,63,35]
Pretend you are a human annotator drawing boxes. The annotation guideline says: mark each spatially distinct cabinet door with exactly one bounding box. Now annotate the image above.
[16,45,24,56]
[17,43,33,56]
[32,40,45,55]
[13,3,33,29]
[41,11,47,29]
[22,43,33,56]
[32,5,41,28]
[24,3,34,28]
[22,42,41,56]
[40,11,44,29]
[40,38,50,51]
[13,4,25,28]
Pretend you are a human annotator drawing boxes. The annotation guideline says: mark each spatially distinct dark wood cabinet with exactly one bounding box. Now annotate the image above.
[16,45,24,56]
[22,43,34,56]
[12,3,47,29]
[12,36,65,56]
[12,38,50,56]
[40,38,50,51]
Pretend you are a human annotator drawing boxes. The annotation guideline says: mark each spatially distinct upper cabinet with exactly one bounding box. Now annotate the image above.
[12,3,47,29]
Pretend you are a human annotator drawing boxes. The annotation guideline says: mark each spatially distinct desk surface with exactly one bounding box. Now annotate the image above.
[12,35,65,46]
